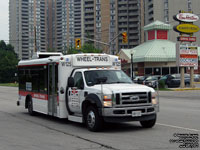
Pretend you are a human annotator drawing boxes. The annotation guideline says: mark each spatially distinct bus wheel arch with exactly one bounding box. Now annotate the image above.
[82,94,102,119]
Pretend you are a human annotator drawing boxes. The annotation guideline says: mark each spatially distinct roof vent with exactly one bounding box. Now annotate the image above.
[32,52,63,59]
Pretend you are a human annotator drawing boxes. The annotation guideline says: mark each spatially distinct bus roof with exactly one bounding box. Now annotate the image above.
[18,53,120,68]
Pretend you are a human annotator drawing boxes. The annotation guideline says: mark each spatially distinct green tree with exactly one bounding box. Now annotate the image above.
[6,44,15,52]
[0,40,7,50]
[67,43,102,54]
[0,41,18,83]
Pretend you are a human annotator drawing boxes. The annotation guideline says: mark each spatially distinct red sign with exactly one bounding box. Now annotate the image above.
[157,30,168,40]
[178,36,196,42]
[180,54,198,59]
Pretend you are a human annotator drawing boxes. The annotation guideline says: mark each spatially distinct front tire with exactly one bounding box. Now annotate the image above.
[140,116,156,128]
[85,106,103,132]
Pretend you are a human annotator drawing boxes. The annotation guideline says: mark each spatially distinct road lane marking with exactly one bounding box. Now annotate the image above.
[157,123,200,132]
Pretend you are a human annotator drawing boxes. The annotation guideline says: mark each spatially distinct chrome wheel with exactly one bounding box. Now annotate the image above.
[87,110,96,129]
[85,106,103,131]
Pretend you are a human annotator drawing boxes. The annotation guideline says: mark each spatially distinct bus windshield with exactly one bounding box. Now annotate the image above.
[84,70,133,86]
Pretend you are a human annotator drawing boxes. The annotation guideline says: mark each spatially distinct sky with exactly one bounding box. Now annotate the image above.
[0,0,9,43]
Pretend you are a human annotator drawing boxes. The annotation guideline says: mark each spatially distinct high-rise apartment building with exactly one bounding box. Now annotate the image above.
[9,0,48,60]
[144,0,200,44]
[10,0,143,59]
[116,0,143,52]
[54,0,67,52]
[82,0,143,54]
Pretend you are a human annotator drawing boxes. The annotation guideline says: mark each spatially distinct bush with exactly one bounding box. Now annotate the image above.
[158,80,165,88]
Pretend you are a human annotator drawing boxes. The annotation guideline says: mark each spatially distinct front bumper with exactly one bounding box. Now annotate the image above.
[103,114,156,123]
[102,105,157,123]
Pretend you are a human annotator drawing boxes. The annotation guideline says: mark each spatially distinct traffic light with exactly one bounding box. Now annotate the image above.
[75,38,81,49]
[122,32,128,44]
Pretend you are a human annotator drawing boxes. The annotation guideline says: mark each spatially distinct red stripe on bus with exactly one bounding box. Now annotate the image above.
[18,64,48,67]
[19,91,48,100]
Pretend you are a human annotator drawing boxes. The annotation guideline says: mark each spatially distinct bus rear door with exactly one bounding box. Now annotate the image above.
[47,63,58,116]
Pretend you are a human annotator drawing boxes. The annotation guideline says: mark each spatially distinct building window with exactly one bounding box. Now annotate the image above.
[164,0,169,23]
[188,0,192,12]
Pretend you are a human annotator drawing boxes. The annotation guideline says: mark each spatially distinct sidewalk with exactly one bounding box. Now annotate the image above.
[169,82,200,91]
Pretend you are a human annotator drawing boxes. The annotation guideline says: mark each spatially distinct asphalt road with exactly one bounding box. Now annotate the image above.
[0,86,199,150]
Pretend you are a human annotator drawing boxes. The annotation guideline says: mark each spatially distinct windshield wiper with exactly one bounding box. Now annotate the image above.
[106,81,130,84]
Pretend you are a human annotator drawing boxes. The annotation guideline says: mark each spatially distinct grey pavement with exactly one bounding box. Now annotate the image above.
[0,86,199,150]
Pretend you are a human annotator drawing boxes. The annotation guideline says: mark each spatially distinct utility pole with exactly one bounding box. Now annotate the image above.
[34,26,37,52]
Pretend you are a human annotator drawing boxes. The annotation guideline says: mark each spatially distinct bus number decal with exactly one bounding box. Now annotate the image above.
[61,62,71,67]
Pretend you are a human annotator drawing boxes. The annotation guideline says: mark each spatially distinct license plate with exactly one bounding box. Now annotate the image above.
[132,111,141,117]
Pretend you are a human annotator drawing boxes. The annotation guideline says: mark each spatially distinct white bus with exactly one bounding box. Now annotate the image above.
[17,53,159,131]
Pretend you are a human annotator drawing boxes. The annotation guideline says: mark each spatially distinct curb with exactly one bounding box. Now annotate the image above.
[171,88,200,91]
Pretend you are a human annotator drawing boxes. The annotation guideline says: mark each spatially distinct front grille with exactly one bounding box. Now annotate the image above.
[115,92,151,106]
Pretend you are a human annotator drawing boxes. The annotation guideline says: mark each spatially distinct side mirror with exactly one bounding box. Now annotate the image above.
[68,77,74,87]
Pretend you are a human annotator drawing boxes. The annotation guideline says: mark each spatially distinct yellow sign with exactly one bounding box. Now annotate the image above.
[175,24,199,33]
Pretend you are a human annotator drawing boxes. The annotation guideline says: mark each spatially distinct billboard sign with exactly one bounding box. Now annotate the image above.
[176,43,198,67]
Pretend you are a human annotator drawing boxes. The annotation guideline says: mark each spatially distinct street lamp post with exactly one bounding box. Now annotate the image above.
[131,53,134,80]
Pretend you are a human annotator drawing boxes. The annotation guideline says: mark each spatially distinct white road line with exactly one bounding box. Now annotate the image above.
[157,123,200,132]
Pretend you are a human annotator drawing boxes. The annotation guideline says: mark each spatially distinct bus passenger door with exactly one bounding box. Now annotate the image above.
[48,63,58,116]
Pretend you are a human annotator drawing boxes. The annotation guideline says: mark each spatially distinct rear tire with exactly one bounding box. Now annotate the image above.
[140,115,156,128]
[27,98,35,116]
[185,83,190,87]
[85,106,103,132]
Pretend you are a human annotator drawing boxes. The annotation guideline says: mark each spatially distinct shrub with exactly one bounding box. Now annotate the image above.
[158,80,165,88]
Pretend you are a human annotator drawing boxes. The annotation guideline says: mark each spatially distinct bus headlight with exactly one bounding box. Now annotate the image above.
[152,92,157,105]
[103,94,112,107]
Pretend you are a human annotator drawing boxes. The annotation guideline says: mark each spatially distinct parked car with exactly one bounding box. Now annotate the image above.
[143,75,161,88]
[194,74,200,82]
[133,76,148,84]
[160,74,190,88]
